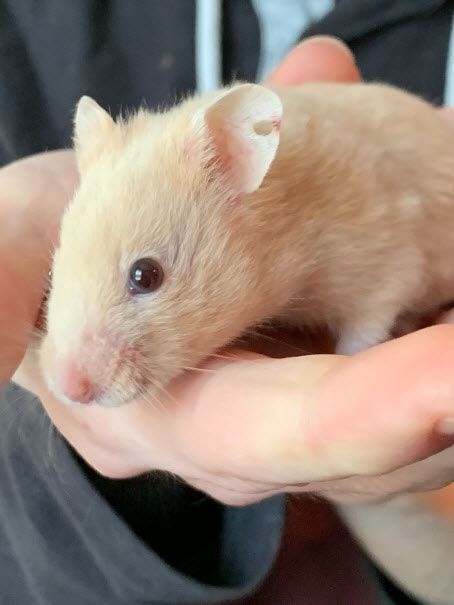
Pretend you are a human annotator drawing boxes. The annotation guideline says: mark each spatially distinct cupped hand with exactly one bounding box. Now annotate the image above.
[6,37,454,507]
[0,149,78,381]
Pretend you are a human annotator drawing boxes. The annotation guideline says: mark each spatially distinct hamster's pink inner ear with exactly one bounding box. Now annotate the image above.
[73,96,115,173]
[203,84,283,195]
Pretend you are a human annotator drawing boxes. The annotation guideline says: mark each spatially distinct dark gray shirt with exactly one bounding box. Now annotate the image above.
[0,384,283,604]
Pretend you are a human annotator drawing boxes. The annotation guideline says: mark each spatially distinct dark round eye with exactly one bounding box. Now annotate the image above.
[128,258,164,295]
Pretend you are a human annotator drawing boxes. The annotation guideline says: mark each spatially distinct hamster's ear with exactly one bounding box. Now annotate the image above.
[73,96,115,172]
[198,84,282,194]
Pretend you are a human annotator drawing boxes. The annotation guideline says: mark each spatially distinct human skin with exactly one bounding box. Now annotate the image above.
[3,36,454,510]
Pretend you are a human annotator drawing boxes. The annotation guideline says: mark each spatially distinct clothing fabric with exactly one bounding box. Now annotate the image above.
[0,385,283,604]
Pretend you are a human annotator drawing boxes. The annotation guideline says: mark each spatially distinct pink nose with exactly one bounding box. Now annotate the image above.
[56,362,95,404]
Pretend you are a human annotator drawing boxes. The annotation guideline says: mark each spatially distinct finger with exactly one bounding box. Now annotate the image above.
[169,325,454,486]
[265,36,361,86]
[437,106,454,126]
[0,150,77,384]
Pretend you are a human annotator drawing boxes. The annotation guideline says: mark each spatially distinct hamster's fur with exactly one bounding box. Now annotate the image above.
[36,82,454,604]
[41,81,454,406]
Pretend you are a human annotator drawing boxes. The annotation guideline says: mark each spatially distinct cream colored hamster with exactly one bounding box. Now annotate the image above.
[40,81,454,407]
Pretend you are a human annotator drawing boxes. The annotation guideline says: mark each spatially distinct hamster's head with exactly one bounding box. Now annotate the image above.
[40,83,283,407]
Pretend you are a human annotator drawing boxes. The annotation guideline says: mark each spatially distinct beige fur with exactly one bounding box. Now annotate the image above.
[37,82,454,602]
[41,81,454,405]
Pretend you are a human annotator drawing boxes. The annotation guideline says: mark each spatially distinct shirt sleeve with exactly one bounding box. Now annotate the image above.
[0,383,284,604]
[299,0,453,104]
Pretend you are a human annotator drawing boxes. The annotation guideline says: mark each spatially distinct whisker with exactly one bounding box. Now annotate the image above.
[0,323,46,342]
[243,328,310,355]
[135,379,170,416]
[140,392,170,417]
[155,382,179,408]
[207,351,244,361]
[205,351,266,369]
[182,365,218,374]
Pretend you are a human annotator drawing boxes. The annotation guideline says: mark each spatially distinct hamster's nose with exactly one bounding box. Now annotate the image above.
[56,361,96,404]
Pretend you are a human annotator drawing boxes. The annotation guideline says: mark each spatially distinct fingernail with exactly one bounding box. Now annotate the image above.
[299,36,356,62]
[437,417,454,435]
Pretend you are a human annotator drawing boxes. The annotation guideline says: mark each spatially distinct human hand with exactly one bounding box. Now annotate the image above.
[8,37,454,507]
[0,149,78,382]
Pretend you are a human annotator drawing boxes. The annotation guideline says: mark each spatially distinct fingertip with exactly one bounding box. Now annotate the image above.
[306,324,454,473]
[266,36,361,86]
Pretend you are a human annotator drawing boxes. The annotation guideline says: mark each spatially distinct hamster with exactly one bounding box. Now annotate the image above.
[39,81,454,407]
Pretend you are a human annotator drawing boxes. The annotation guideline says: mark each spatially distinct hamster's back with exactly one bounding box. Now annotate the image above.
[257,82,454,329]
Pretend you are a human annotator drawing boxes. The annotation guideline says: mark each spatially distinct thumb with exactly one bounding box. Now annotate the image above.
[265,36,361,86]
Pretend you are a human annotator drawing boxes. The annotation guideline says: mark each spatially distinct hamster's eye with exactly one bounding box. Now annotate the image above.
[128,258,164,295]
